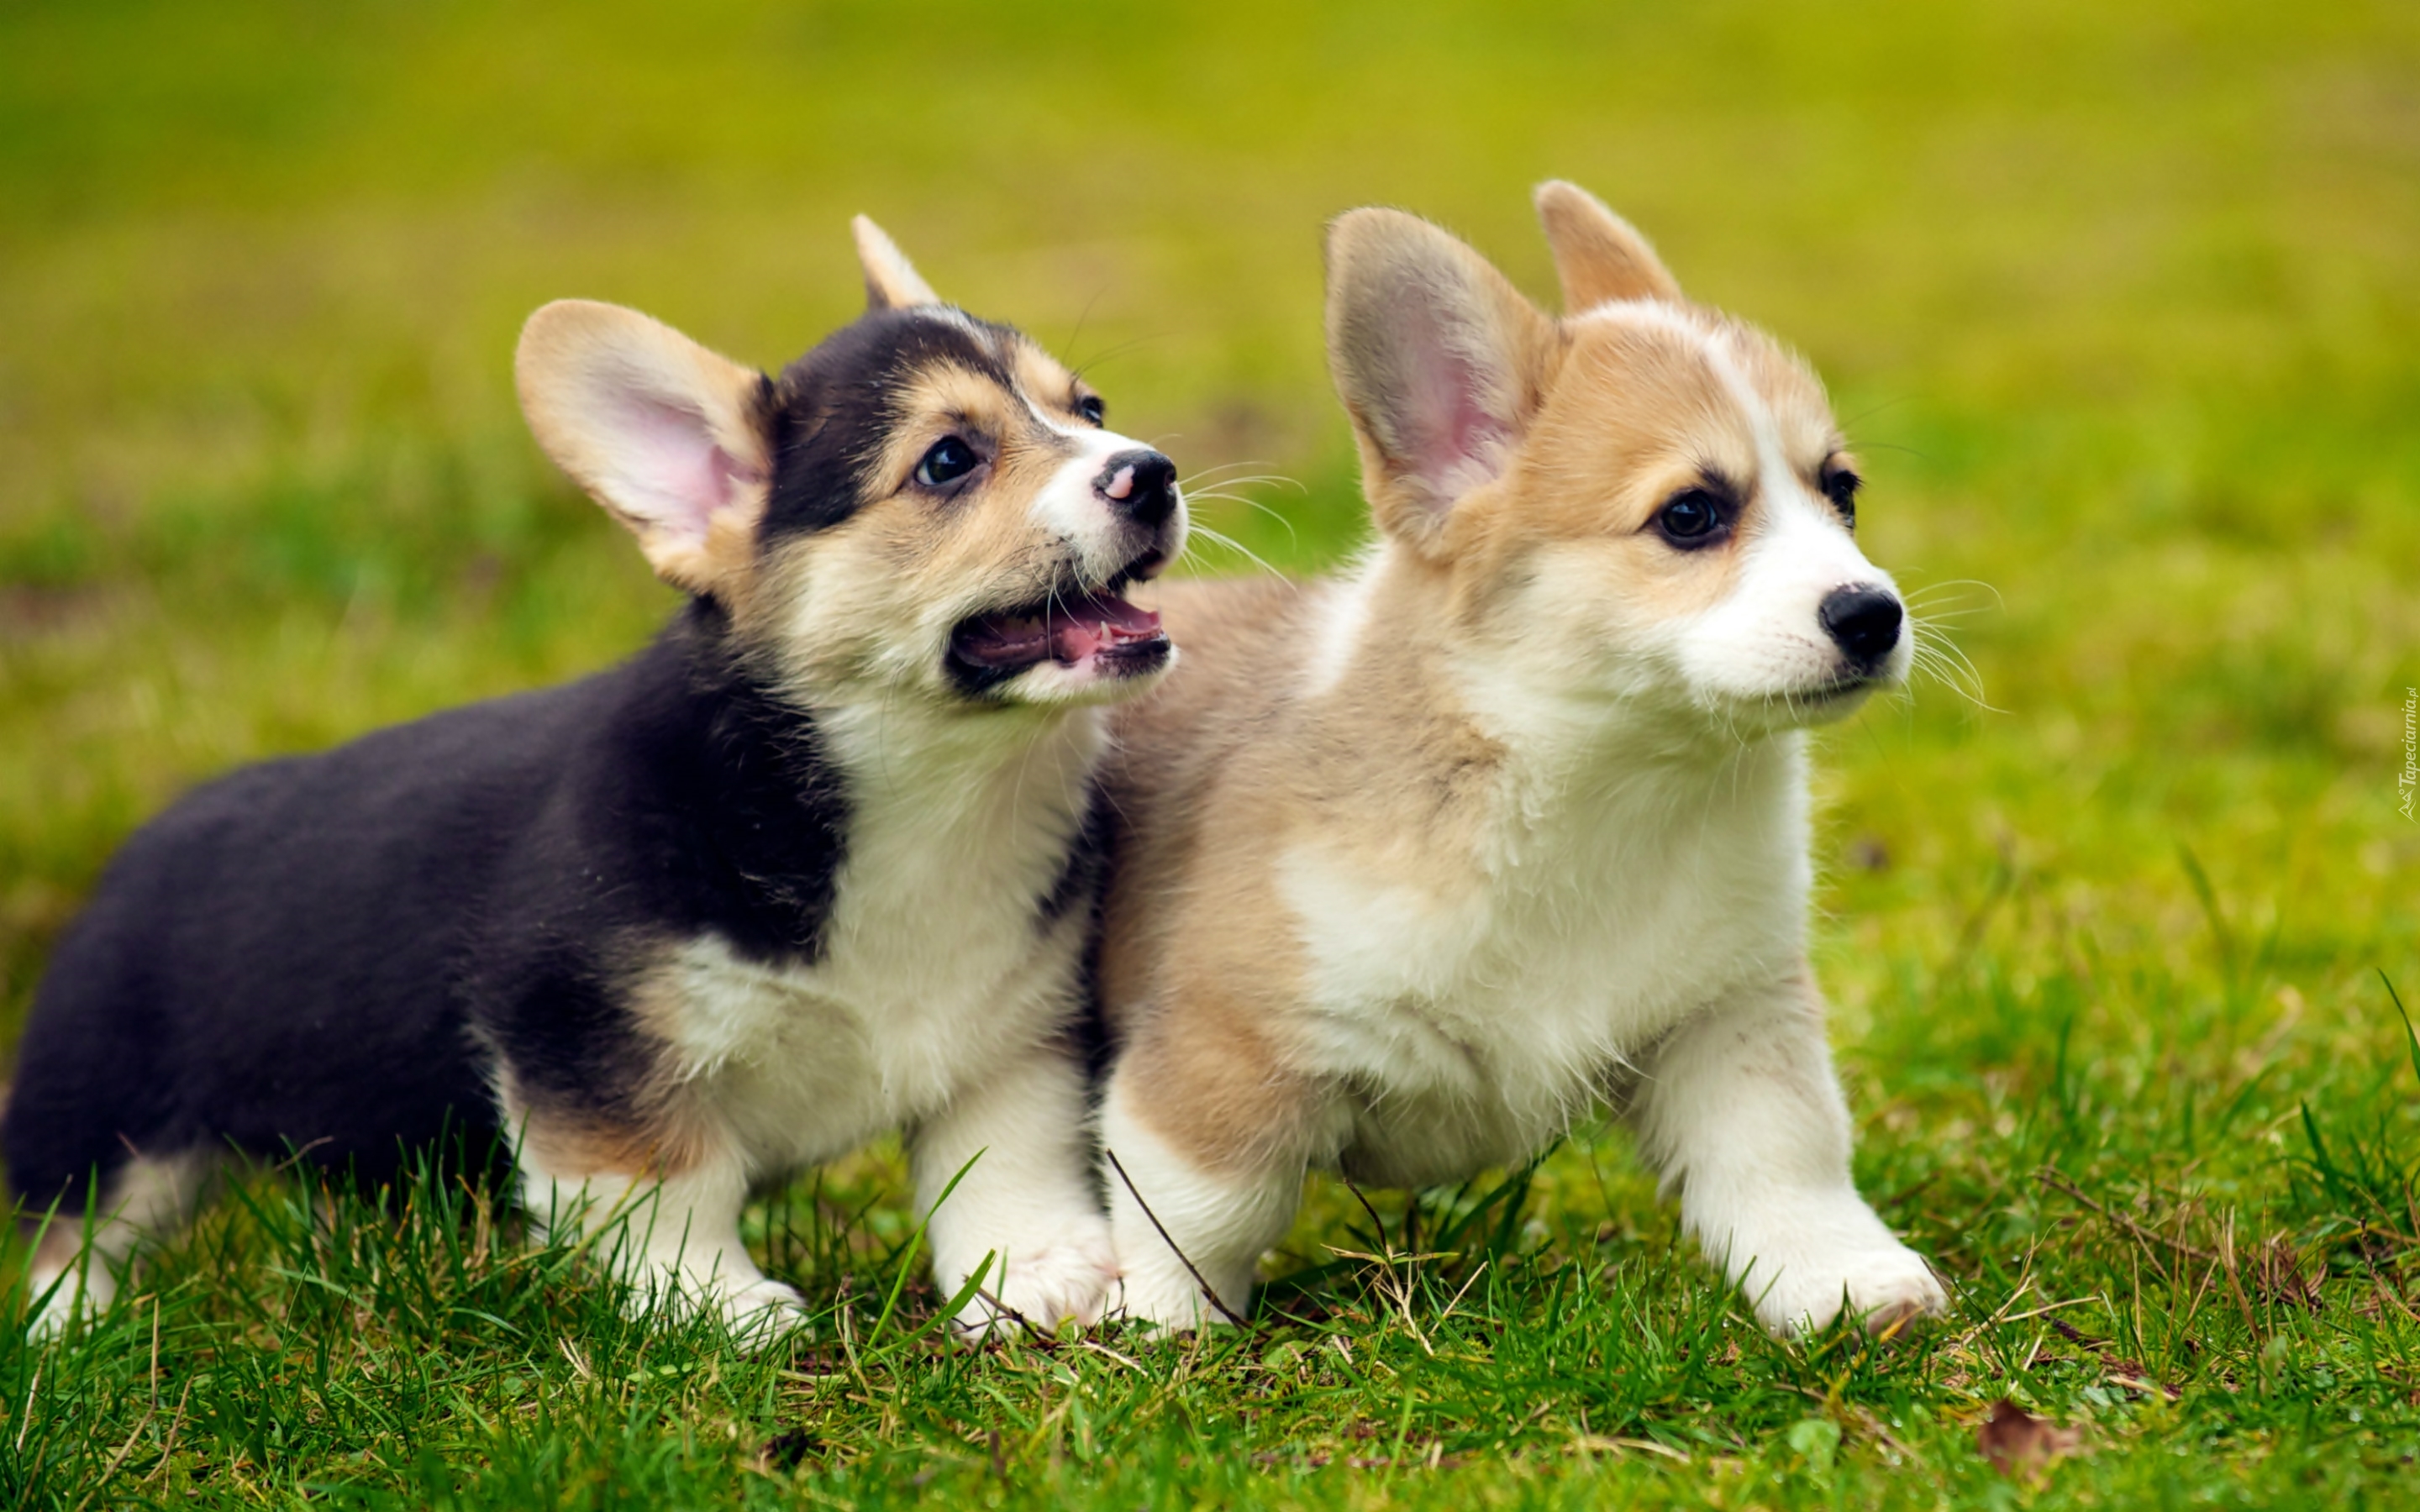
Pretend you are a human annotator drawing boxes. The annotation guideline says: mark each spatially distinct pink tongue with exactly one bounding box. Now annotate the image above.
[1046,591,1161,664]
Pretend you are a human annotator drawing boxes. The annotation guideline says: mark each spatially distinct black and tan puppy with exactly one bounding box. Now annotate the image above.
[6,220,1184,1340]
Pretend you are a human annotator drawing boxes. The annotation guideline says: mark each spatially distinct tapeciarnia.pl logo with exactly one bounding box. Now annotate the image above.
[2401,686,2417,821]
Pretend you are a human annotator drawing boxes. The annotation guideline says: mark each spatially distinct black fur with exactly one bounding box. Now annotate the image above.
[1,306,1032,1221]
[764,308,1019,538]
[1039,794,1115,930]
[1,603,847,1213]
[943,651,1028,702]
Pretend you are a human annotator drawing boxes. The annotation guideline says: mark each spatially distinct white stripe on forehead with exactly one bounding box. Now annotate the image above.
[1569,296,1706,343]
[902,304,1085,441]
[1574,299,1796,494]
[1702,328,1797,497]
[1028,399,1087,441]
[910,303,987,339]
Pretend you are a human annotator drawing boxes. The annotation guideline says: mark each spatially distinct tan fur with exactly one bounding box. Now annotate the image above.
[1011,343,1102,426]
[1107,250,1854,1155]
[1102,570,1524,1176]
[1115,982,1321,1177]
[502,960,720,1181]
[1098,189,1912,1314]
[519,282,1153,723]
[1534,180,1684,309]
[521,289,1160,1142]
[858,363,1082,507]
[516,301,774,599]
[1098,580,1331,1175]
[853,215,940,310]
[502,223,1184,1341]
[1470,311,1765,620]
[733,342,1139,710]
[507,1090,713,1184]
[1325,210,1562,550]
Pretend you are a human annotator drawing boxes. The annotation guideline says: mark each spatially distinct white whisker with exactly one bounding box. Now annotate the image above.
[1183,522,1286,580]
[1903,616,2002,711]
[1182,485,1303,553]
[1178,461,1303,492]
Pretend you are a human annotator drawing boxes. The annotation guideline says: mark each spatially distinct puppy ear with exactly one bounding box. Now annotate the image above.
[516,300,773,597]
[1533,181,1682,312]
[1325,208,1556,548]
[852,215,941,311]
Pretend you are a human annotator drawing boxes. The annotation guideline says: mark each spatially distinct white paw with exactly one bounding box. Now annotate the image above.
[714,1277,812,1349]
[1750,1243,1948,1338]
[25,1282,83,1341]
[1103,1242,1238,1332]
[24,1263,110,1341]
[618,1264,808,1347]
[953,1229,1119,1339]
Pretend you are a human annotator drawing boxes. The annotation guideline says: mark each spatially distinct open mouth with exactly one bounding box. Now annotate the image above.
[948,549,1171,682]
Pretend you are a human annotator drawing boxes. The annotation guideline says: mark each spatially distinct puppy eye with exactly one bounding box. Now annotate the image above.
[915,436,981,488]
[1655,489,1727,547]
[1822,467,1861,525]
[1076,395,1106,427]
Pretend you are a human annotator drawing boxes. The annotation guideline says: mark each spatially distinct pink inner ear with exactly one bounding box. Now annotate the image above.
[1397,303,1510,506]
[615,393,742,543]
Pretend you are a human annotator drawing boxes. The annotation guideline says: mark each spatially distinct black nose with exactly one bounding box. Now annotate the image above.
[1818,585,1903,667]
[1096,449,1177,529]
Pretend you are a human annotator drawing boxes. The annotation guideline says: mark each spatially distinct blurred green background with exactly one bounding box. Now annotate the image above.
[3,0,2418,1501]
[12,0,2413,1049]
[5,0,2417,1157]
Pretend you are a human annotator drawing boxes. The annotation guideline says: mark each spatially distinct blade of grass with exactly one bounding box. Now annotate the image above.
[868,1148,982,1344]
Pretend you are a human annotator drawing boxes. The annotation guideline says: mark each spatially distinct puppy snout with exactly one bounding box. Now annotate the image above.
[1818,585,1903,669]
[1095,449,1178,529]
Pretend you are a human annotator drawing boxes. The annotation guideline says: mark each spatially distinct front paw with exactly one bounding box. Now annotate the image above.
[1751,1244,1948,1338]
[25,1276,97,1341]
[1102,1234,1242,1332]
[1107,1269,1225,1332]
[623,1268,809,1349]
[717,1277,812,1347]
[952,1228,1119,1340]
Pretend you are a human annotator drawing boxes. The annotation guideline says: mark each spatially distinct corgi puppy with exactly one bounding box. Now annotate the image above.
[6,219,1185,1341]
[1092,184,1946,1337]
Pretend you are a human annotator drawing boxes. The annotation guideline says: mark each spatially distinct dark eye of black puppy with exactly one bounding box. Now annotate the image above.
[916,436,981,488]
[1077,395,1106,427]
[1655,488,1727,548]
[1821,465,1861,526]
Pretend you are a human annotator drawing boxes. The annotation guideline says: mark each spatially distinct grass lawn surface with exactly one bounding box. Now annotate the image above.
[3,2,2417,1505]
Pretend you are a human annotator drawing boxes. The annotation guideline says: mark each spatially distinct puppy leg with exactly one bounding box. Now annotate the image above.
[24,1152,208,1337]
[910,1037,1117,1340]
[515,1125,803,1345]
[1095,1023,1319,1331]
[1628,970,1946,1337]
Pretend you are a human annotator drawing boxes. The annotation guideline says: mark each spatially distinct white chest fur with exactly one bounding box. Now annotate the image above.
[651,704,1101,1179]
[1279,726,1813,1186]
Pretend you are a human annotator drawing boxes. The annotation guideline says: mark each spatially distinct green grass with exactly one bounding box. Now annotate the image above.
[3,0,2417,1504]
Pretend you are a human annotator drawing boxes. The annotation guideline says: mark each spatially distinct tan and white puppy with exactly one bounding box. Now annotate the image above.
[1091,184,1947,1337]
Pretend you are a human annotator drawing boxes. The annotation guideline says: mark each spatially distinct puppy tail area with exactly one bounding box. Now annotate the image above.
[18,1150,213,1338]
